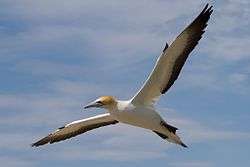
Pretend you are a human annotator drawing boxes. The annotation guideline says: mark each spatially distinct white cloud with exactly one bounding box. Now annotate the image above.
[1,0,250,166]
[1,91,250,161]
[0,0,209,62]
[0,156,34,167]
[229,73,248,82]
[203,36,250,61]
[179,72,219,91]
[2,0,249,96]
[13,59,89,77]
[1,0,203,24]
[211,0,250,33]
[161,110,250,143]
[169,161,214,167]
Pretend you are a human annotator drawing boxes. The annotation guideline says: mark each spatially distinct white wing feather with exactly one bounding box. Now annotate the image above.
[32,113,118,147]
[131,4,213,106]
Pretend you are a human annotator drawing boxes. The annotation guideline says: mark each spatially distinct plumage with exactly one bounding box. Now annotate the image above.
[32,4,213,148]
[32,113,118,147]
[131,4,213,106]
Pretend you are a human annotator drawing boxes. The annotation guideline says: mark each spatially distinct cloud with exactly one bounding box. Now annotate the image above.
[4,0,250,95]
[203,36,250,61]
[160,109,250,143]
[1,89,249,162]
[0,0,209,63]
[1,0,203,25]
[169,161,214,167]
[0,156,34,167]
[1,0,250,166]
[228,73,248,86]
[0,25,91,62]
[13,59,89,77]
[211,0,250,33]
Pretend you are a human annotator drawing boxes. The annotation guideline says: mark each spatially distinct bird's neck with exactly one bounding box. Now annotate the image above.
[104,100,119,112]
[108,100,132,112]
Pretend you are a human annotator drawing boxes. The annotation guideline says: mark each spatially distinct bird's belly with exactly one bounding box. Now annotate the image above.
[112,108,162,131]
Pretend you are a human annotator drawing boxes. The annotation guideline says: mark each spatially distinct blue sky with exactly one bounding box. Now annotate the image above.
[0,0,250,166]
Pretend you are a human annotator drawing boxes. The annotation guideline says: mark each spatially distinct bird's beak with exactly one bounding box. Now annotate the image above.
[84,101,102,109]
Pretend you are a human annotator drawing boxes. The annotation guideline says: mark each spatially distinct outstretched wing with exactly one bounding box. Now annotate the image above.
[131,4,213,106]
[31,113,118,147]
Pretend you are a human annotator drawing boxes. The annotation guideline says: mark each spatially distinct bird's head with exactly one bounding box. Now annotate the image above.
[84,96,117,110]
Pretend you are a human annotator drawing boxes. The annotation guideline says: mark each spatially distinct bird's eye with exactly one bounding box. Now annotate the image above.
[96,101,103,105]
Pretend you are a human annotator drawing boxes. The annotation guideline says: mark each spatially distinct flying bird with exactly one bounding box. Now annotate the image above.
[32,4,213,148]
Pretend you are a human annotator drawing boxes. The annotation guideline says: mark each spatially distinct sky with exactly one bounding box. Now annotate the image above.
[0,0,250,166]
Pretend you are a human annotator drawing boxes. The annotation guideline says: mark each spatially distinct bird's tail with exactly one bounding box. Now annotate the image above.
[153,130,188,148]
[168,132,188,148]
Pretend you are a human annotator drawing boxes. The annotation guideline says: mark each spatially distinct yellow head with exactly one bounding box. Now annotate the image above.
[84,96,117,109]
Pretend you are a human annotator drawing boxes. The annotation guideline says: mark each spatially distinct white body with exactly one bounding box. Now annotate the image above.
[109,100,183,145]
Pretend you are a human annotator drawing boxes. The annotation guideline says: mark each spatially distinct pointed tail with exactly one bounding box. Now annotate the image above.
[153,130,188,148]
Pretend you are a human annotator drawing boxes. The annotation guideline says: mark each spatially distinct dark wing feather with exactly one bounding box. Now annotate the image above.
[161,4,213,93]
[131,4,213,106]
[32,114,118,147]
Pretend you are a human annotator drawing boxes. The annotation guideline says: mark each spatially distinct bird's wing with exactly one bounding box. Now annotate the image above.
[31,113,118,147]
[131,4,213,106]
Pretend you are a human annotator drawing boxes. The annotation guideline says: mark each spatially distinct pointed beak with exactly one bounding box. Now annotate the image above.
[83,101,102,109]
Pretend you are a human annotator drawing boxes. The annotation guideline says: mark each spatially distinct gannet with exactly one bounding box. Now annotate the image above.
[32,4,213,148]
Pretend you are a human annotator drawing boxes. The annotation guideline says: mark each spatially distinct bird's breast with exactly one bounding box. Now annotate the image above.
[110,106,163,131]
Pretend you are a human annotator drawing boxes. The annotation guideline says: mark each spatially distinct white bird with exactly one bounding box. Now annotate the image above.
[32,4,213,148]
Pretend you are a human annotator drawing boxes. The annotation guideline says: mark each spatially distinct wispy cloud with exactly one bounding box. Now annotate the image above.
[159,108,250,143]
[203,36,250,61]
[169,161,214,167]
[1,89,249,161]
[1,0,250,166]
[0,156,34,167]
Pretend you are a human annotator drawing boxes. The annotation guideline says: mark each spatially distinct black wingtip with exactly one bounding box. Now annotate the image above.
[205,3,213,13]
[31,142,39,147]
[201,3,213,15]
[204,3,209,10]
[31,135,51,147]
[163,42,169,52]
[31,141,47,147]
[31,143,37,147]
[181,142,188,148]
